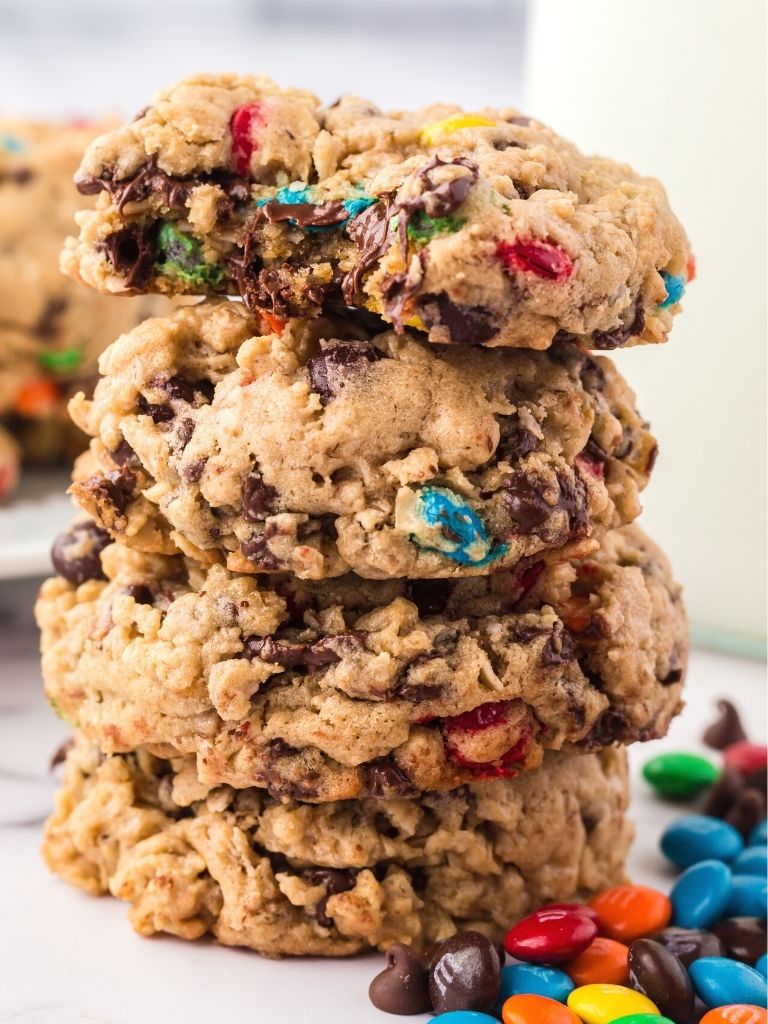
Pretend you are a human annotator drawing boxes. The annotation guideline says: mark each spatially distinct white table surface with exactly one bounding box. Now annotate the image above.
[0,573,765,1024]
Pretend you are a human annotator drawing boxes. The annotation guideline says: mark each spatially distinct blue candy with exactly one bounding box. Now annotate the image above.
[726,874,768,917]
[256,183,376,231]
[671,859,732,928]
[405,486,508,567]
[732,845,768,876]
[661,815,744,867]
[689,956,768,1009]
[659,270,686,308]
[494,963,574,1012]
[756,953,768,978]
[432,1014,499,1024]
[749,820,768,847]
[0,133,25,153]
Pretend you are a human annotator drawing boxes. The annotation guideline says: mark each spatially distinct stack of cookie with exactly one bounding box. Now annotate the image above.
[38,74,691,957]
[0,120,159,500]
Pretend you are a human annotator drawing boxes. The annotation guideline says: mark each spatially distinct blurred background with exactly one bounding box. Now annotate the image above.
[0,0,765,651]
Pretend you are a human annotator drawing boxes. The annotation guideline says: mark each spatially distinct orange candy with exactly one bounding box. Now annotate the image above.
[564,936,630,986]
[262,311,287,335]
[502,993,582,1024]
[14,377,59,417]
[686,253,697,282]
[700,1008,768,1024]
[588,885,671,943]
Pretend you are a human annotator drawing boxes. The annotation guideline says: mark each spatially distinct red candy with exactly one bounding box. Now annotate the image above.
[230,102,266,175]
[446,701,510,734]
[504,907,597,964]
[443,702,532,779]
[496,238,574,282]
[537,902,601,924]
[723,741,768,776]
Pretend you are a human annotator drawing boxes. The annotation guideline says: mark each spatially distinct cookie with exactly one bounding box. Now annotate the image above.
[61,73,691,351]
[68,300,656,581]
[0,120,162,462]
[37,524,686,802]
[43,734,631,956]
[0,423,20,502]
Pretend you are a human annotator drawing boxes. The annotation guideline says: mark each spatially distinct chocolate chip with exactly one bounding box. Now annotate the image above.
[302,867,357,928]
[136,392,174,424]
[182,458,206,483]
[307,340,384,402]
[497,414,540,461]
[503,472,552,532]
[651,927,725,968]
[245,630,366,669]
[87,467,137,517]
[242,470,277,521]
[404,579,454,617]
[342,199,393,302]
[701,764,745,819]
[593,299,646,350]
[99,226,156,289]
[36,297,67,339]
[540,622,576,666]
[261,199,347,227]
[240,533,282,570]
[703,699,748,750]
[121,583,154,605]
[51,521,110,585]
[49,737,74,771]
[369,943,431,1015]
[176,418,195,451]
[428,931,501,1014]
[420,292,497,344]
[581,708,631,747]
[109,438,140,468]
[582,436,609,464]
[578,353,606,393]
[723,788,766,839]
[77,156,193,212]
[628,938,694,1023]
[711,918,767,964]
[263,738,299,759]
[364,757,417,798]
[0,166,34,185]
[238,262,327,318]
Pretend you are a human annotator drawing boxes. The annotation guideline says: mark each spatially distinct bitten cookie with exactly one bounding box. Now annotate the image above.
[43,735,632,956]
[0,120,161,463]
[62,73,691,351]
[68,301,656,580]
[37,523,686,802]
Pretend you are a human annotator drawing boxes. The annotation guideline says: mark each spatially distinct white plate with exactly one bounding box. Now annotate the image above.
[0,468,74,579]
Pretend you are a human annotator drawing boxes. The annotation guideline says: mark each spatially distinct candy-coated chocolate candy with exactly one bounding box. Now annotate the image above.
[567,982,659,1023]
[589,886,672,943]
[14,377,59,417]
[402,485,508,567]
[496,239,574,282]
[748,821,767,847]
[690,957,768,1009]
[732,846,768,876]
[642,752,719,799]
[661,815,744,867]
[653,926,726,967]
[539,902,601,924]
[0,133,25,153]
[726,876,768,918]
[712,919,768,965]
[428,931,501,1014]
[756,954,768,978]
[628,937,695,1021]
[609,1016,675,1024]
[420,113,497,145]
[496,964,574,1008]
[504,908,597,964]
[658,270,686,308]
[501,993,581,1024]
[229,101,266,175]
[671,860,732,929]
[700,1007,768,1024]
[432,1013,500,1024]
[724,743,768,776]
[565,937,630,986]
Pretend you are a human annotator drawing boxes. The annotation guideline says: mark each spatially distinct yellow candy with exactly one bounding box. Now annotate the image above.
[421,113,496,145]
[567,984,659,1024]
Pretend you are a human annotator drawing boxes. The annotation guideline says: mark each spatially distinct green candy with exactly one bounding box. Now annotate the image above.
[609,1016,676,1024]
[642,751,719,800]
[406,211,464,244]
[38,345,83,374]
[155,222,224,289]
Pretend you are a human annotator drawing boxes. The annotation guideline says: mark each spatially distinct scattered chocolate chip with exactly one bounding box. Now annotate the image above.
[136,392,174,424]
[711,918,767,965]
[98,226,156,289]
[242,470,277,521]
[369,943,431,1015]
[420,292,497,344]
[651,927,725,968]
[703,699,748,750]
[182,458,206,483]
[263,738,299,759]
[364,757,418,798]
[49,737,74,771]
[342,199,393,302]
[492,138,524,151]
[497,414,540,461]
[582,436,608,464]
[240,533,282,570]
[593,299,646,350]
[261,199,347,227]
[307,339,384,402]
[428,931,501,1014]
[109,438,140,468]
[77,156,193,212]
[540,622,576,666]
[580,708,632,747]
[628,937,694,1023]
[503,472,552,532]
[578,353,607,393]
[176,418,195,451]
[301,867,357,927]
[121,583,154,605]
[51,521,111,585]
[85,467,137,517]
[245,630,366,670]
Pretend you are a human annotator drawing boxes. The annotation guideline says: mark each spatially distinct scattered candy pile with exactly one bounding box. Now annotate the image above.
[368,700,767,1023]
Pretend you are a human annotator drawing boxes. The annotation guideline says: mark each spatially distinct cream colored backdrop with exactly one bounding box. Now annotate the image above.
[526,0,767,650]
